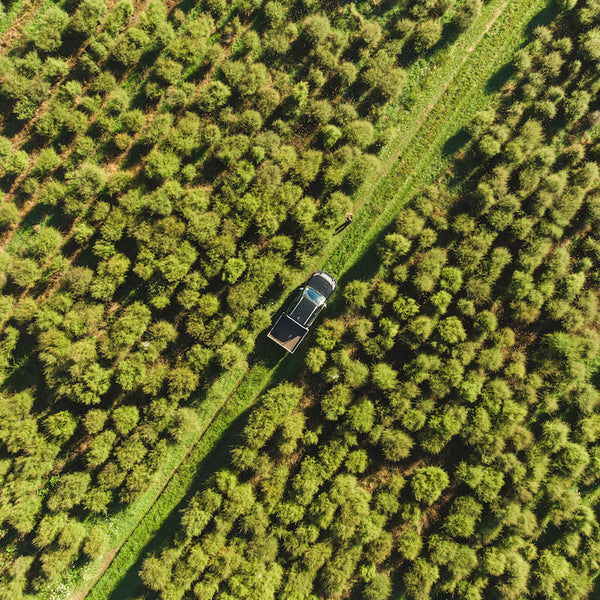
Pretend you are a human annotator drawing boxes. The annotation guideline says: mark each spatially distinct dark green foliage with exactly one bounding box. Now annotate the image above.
[70,0,107,35]
[87,430,116,467]
[453,0,482,31]
[244,384,303,449]
[43,411,77,443]
[3,1,600,598]
[47,472,91,512]
[0,203,20,230]
[412,20,443,54]
[29,6,69,52]
[139,554,172,592]
[112,27,151,67]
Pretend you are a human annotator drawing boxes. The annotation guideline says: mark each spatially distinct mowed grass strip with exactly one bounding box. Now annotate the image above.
[326,0,553,275]
[81,2,558,599]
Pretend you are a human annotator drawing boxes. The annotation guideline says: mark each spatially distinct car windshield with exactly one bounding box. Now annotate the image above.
[305,287,325,305]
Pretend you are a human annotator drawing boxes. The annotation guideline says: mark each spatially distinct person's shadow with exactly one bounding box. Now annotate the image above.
[334,221,351,235]
[334,214,353,235]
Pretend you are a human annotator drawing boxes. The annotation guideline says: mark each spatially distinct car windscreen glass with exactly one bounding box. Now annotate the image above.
[305,287,325,305]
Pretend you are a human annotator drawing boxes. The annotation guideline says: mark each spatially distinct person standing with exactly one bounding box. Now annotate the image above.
[334,212,353,234]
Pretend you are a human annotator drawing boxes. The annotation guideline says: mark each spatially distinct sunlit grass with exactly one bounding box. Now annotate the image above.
[80,2,558,598]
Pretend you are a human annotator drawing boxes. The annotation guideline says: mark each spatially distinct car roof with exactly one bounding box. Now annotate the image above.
[288,290,322,324]
[307,271,336,298]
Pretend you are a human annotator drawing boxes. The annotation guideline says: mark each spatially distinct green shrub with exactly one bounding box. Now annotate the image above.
[453,0,482,30]
[0,203,19,230]
[29,6,68,51]
[412,19,442,54]
[372,363,398,392]
[306,347,327,373]
[411,466,449,505]
[112,405,140,436]
[70,0,107,35]
[87,430,116,467]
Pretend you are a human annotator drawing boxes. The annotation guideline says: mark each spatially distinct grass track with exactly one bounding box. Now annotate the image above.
[326,0,557,275]
[78,1,557,598]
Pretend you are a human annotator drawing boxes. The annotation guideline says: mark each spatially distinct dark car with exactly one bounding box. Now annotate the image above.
[267,271,337,353]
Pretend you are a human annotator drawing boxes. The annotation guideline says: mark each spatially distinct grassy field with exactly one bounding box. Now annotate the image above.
[73,1,558,599]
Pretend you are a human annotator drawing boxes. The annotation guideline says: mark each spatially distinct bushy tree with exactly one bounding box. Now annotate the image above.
[0,203,19,230]
[84,409,108,434]
[167,366,199,402]
[140,554,173,592]
[112,27,151,67]
[169,407,201,444]
[437,317,466,345]
[306,347,327,373]
[145,149,181,181]
[404,558,439,600]
[412,19,442,54]
[112,405,140,436]
[47,472,91,512]
[87,430,116,467]
[43,411,77,443]
[321,384,353,420]
[29,6,69,51]
[9,258,40,288]
[362,50,406,99]
[372,363,398,392]
[73,162,106,200]
[364,572,392,600]
[411,466,449,505]
[223,258,247,284]
[398,527,423,560]
[346,120,375,148]
[380,429,413,461]
[70,0,107,35]
[83,525,108,559]
[443,496,482,538]
[303,14,331,47]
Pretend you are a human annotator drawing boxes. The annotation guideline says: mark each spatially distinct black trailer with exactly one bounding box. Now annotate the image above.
[267,313,309,353]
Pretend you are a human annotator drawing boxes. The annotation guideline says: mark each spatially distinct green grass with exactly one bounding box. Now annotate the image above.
[37,367,250,600]
[74,2,561,599]
[326,0,555,276]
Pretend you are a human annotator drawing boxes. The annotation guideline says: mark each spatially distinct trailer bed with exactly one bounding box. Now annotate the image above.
[267,313,309,353]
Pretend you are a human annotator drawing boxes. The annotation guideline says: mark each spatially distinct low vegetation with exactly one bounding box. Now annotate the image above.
[0,0,509,597]
[132,3,600,599]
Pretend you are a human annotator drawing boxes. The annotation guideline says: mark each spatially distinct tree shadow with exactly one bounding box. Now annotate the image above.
[442,127,470,158]
[436,22,461,54]
[485,61,515,95]
[524,0,560,37]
